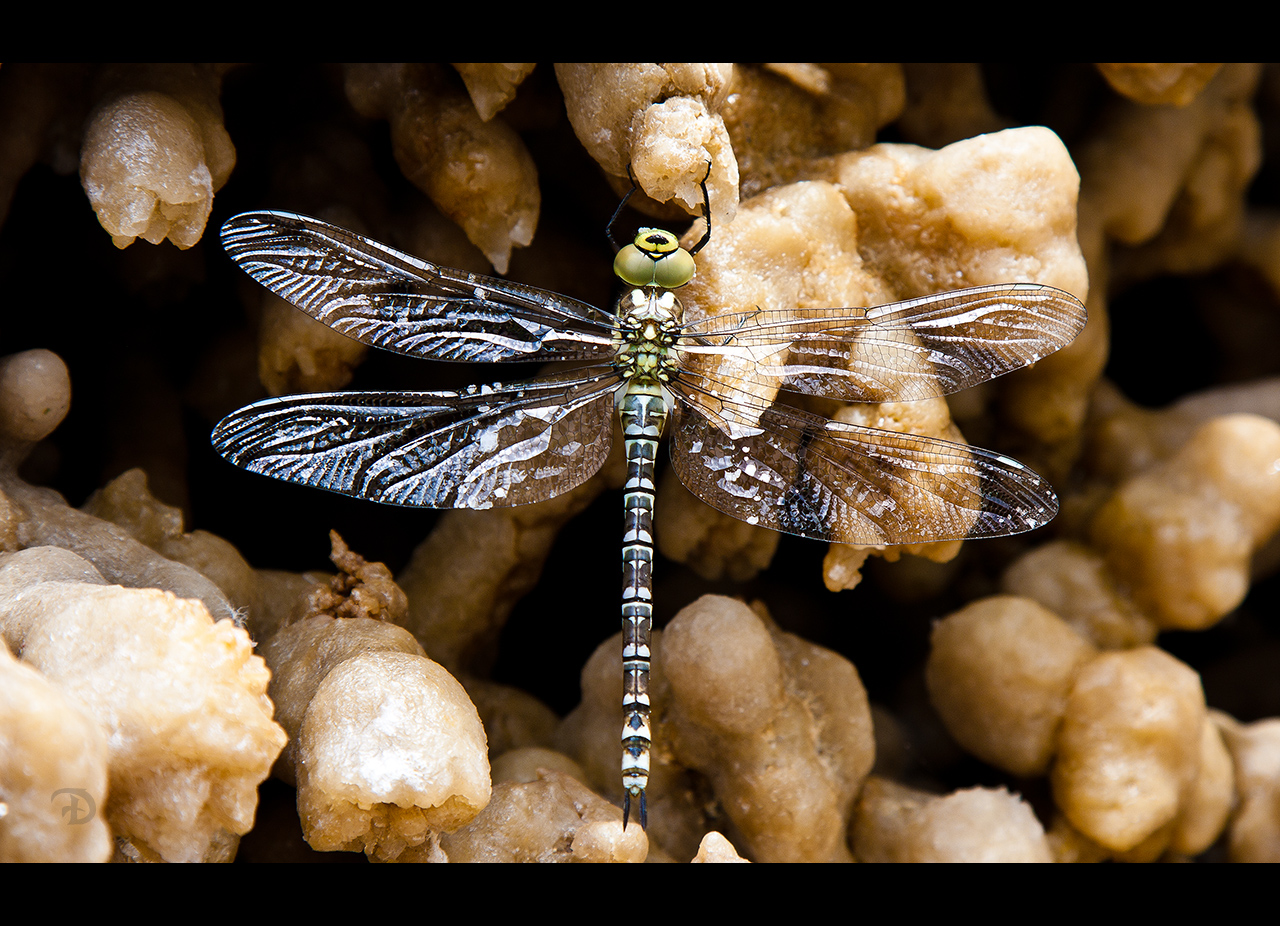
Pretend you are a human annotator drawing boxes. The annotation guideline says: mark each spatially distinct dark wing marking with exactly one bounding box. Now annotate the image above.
[678,283,1086,403]
[221,211,617,363]
[212,366,620,508]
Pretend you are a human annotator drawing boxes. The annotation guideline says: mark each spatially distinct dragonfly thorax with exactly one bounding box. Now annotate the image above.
[614,287,682,385]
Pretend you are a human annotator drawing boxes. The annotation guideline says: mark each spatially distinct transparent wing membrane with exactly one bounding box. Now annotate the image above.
[213,367,619,508]
[221,211,617,363]
[668,367,1058,545]
[214,213,1084,538]
[679,283,1086,403]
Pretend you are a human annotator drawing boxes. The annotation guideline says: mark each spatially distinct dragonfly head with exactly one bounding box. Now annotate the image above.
[614,227,695,290]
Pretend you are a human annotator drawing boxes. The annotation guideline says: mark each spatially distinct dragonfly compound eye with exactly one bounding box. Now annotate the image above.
[614,243,654,286]
[651,248,695,289]
[613,236,695,289]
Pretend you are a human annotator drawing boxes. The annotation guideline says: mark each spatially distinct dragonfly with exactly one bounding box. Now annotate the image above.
[213,205,1086,830]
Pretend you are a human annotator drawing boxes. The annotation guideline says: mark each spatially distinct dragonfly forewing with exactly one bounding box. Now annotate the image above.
[678,283,1086,404]
[221,211,618,364]
[212,366,620,508]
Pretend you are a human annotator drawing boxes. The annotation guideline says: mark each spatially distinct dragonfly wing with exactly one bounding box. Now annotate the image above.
[668,373,1057,545]
[221,211,617,363]
[679,283,1086,403]
[212,367,620,508]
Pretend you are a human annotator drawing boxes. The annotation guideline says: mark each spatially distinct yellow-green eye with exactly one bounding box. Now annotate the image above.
[613,227,696,288]
[651,248,694,288]
[614,244,655,286]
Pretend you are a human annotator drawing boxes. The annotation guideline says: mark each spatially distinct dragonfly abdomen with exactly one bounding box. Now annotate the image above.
[617,383,669,830]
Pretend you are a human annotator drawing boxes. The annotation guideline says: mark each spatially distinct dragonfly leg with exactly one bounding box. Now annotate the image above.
[608,160,714,258]
[689,160,713,256]
[607,164,641,253]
